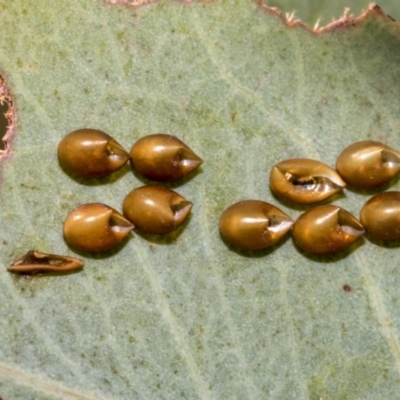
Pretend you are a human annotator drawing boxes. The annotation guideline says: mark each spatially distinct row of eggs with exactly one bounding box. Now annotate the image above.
[220,192,400,254]
[57,129,203,182]
[270,141,400,204]
[63,186,192,253]
[62,186,400,255]
[58,132,400,193]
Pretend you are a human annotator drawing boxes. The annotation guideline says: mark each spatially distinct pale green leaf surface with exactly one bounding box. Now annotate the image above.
[1,1,400,399]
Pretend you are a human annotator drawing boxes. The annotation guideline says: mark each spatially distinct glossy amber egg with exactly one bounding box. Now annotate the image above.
[270,159,346,204]
[58,129,130,178]
[123,185,192,234]
[360,191,400,240]
[336,141,400,189]
[292,205,364,255]
[63,203,134,252]
[219,200,293,250]
[130,134,203,182]
[7,251,84,274]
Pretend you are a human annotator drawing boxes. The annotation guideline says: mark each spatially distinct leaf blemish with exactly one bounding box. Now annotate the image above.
[0,101,8,151]
[0,73,16,161]
[343,284,352,292]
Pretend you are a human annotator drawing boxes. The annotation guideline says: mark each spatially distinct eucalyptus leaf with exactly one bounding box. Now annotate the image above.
[1,1,400,399]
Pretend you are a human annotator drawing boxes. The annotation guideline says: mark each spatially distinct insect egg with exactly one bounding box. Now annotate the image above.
[58,129,130,178]
[123,185,193,234]
[336,141,400,189]
[7,251,84,274]
[360,191,400,240]
[130,134,203,182]
[63,203,134,252]
[219,200,293,250]
[269,159,346,204]
[292,205,364,255]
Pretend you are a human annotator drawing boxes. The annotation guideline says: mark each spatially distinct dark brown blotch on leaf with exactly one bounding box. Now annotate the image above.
[343,285,352,292]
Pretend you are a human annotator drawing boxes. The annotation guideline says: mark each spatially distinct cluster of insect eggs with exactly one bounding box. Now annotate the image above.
[220,141,400,255]
[58,129,203,253]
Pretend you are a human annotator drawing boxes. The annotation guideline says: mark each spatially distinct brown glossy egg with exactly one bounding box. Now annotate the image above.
[63,203,134,252]
[336,141,400,189]
[360,191,400,240]
[58,129,130,178]
[7,251,84,274]
[292,205,364,255]
[219,200,293,250]
[130,134,203,182]
[270,159,346,204]
[123,185,192,234]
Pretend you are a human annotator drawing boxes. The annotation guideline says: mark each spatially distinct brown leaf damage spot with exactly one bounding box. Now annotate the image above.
[0,102,7,151]
[343,284,352,293]
[259,2,400,34]
[105,0,154,6]
[0,73,16,159]
[105,0,213,7]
